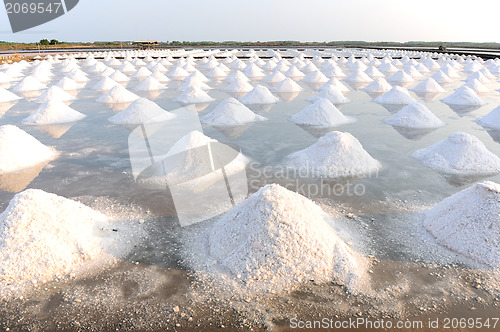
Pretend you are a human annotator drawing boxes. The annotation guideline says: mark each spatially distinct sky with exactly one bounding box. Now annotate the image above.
[0,0,499,43]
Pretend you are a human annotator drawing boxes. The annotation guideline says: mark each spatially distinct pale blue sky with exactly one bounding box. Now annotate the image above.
[0,0,499,43]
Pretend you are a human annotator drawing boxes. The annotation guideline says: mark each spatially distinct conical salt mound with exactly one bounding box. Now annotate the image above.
[239,85,279,104]
[201,98,267,126]
[109,70,130,83]
[133,76,167,91]
[224,70,249,83]
[285,131,380,178]
[242,63,265,78]
[12,76,46,92]
[361,78,392,93]
[34,86,76,103]
[168,66,190,79]
[22,100,86,125]
[223,77,253,93]
[0,87,21,102]
[270,77,303,92]
[155,130,247,186]
[384,102,445,129]
[386,70,414,83]
[204,184,368,293]
[108,98,176,125]
[477,106,500,130]
[410,78,445,93]
[423,181,500,269]
[290,98,356,127]
[301,70,328,83]
[264,71,287,83]
[55,77,83,90]
[373,86,416,105]
[441,86,486,106]
[284,65,305,78]
[463,78,490,93]
[96,85,140,104]
[92,77,121,91]
[411,132,500,176]
[431,70,452,84]
[320,78,350,93]
[364,66,385,79]
[0,125,57,174]
[343,69,373,83]
[0,189,118,284]
[175,86,215,104]
[178,76,211,91]
[308,84,350,104]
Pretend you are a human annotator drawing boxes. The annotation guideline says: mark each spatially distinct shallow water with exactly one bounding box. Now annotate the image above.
[1,52,499,329]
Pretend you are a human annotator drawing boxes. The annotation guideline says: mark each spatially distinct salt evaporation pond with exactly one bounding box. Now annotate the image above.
[0,47,499,330]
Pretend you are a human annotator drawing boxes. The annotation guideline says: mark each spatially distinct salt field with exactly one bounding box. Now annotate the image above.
[0,47,499,330]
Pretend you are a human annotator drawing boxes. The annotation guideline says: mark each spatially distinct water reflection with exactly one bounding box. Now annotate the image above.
[0,162,47,193]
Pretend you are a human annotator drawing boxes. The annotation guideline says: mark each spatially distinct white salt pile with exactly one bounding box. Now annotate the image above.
[270,77,304,92]
[320,78,350,93]
[154,130,247,187]
[178,76,211,91]
[463,78,490,94]
[66,69,89,83]
[96,85,140,104]
[285,131,380,178]
[133,76,167,91]
[477,106,500,129]
[175,86,215,104]
[193,184,368,294]
[423,181,500,269]
[132,67,152,80]
[201,98,267,126]
[290,98,356,127]
[0,87,21,102]
[373,86,416,105]
[108,98,175,125]
[441,86,486,106]
[410,78,446,93]
[384,102,445,128]
[343,69,373,83]
[0,125,57,174]
[387,70,414,83]
[12,76,46,92]
[22,100,86,125]
[224,70,249,83]
[411,132,500,176]
[431,70,452,84]
[242,63,265,78]
[34,86,76,103]
[223,77,253,93]
[284,65,305,78]
[168,66,190,79]
[109,70,130,83]
[364,66,385,79]
[92,77,121,91]
[301,70,328,83]
[0,189,136,287]
[239,85,279,104]
[308,85,350,104]
[361,78,392,93]
[55,77,83,90]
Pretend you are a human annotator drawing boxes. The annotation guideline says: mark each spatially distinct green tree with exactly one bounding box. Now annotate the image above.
[49,39,59,45]
[39,39,49,45]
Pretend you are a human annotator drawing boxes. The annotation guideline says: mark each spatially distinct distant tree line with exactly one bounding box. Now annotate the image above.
[39,39,60,45]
